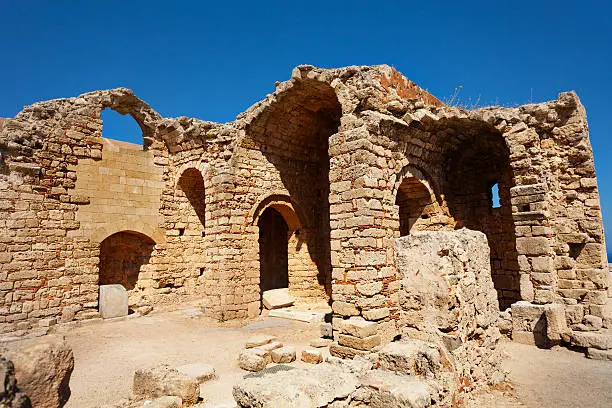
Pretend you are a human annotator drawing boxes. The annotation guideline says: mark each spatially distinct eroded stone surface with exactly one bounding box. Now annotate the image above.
[132,364,199,405]
[2,334,74,408]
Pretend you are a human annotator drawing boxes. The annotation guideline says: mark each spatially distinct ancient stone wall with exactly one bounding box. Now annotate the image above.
[0,66,608,353]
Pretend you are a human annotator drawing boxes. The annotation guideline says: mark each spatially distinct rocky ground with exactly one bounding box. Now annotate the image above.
[53,304,612,408]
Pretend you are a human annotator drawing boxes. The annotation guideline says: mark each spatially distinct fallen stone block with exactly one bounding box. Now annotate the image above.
[338,334,381,351]
[3,334,74,408]
[301,348,323,364]
[360,369,435,408]
[271,346,296,363]
[262,288,294,309]
[570,330,612,350]
[244,335,277,349]
[238,350,267,372]
[233,363,359,407]
[376,340,442,378]
[99,284,129,319]
[175,363,216,383]
[133,364,199,405]
[339,316,377,338]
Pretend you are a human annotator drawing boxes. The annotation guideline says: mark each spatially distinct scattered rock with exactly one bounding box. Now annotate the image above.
[238,350,267,372]
[175,363,216,383]
[133,364,199,405]
[271,346,296,363]
[301,348,323,364]
[3,334,74,408]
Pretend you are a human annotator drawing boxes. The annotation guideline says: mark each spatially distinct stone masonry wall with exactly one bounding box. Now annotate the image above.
[0,66,608,351]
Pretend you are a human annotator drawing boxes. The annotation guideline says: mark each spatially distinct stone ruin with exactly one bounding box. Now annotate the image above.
[0,64,610,405]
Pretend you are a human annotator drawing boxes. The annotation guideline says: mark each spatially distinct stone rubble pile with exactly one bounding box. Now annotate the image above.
[232,337,475,408]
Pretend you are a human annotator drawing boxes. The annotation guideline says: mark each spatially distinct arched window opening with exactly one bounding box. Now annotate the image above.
[491,182,501,209]
[99,231,155,290]
[396,177,435,236]
[258,207,289,294]
[177,168,206,235]
[101,108,144,149]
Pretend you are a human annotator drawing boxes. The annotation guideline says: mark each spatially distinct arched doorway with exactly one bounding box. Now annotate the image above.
[258,207,289,293]
[99,231,155,290]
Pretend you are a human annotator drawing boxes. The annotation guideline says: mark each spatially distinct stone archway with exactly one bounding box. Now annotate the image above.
[258,207,290,293]
[99,231,155,290]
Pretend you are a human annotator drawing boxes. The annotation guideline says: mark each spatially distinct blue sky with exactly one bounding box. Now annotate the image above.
[1,1,610,257]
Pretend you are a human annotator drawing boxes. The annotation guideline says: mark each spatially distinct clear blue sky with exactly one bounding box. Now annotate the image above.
[1,1,610,258]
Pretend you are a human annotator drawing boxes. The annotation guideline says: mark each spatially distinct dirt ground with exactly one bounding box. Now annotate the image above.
[58,305,612,408]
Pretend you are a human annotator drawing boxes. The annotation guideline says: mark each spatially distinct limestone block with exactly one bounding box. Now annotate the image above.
[360,370,434,408]
[301,348,323,364]
[511,331,536,346]
[99,284,128,319]
[262,288,294,310]
[310,338,332,348]
[245,334,276,348]
[544,303,568,342]
[338,316,377,339]
[232,362,360,407]
[175,363,216,383]
[587,348,612,361]
[133,364,199,404]
[271,346,296,363]
[238,350,267,372]
[516,237,550,256]
[329,343,370,359]
[338,334,381,351]
[320,322,333,339]
[3,334,74,408]
[376,340,442,378]
[570,330,612,350]
[332,301,359,317]
[362,307,389,321]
